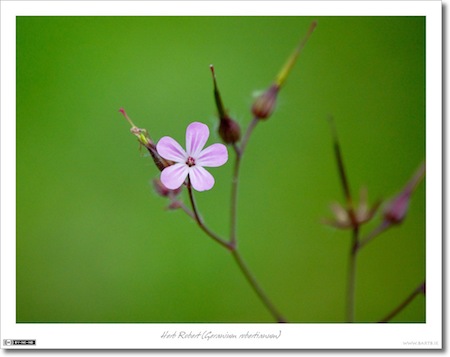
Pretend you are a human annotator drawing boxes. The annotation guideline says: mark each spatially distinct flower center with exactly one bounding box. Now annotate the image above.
[186,156,196,167]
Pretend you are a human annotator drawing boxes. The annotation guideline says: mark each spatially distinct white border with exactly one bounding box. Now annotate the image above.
[1,0,442,350]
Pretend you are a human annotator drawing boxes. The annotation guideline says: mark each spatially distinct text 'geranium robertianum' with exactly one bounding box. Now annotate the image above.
[156,122,228,192]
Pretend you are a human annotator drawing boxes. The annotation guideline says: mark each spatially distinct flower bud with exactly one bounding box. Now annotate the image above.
[251,21,316,121]
[383,162,425,225]
[251,84,279,120]
[153,178,181,197]
[167,201,182,210]
[383,189,411,224]
[324,187,380,230]
[210,65,241,144]
[218,116,241,144]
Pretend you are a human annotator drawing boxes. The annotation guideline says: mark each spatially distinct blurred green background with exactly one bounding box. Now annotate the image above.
[16,16,425,323]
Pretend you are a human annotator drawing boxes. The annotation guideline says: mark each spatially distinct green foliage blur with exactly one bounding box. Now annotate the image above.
[16,16,425,323]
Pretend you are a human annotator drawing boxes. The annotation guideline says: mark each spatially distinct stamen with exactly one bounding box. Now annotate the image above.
[186,157,196,167]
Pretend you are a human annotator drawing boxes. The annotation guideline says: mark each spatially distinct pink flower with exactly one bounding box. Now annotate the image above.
[156,122,228,192]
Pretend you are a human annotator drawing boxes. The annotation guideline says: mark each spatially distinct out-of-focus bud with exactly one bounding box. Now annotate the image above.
[153,178,181,198]
[324,187,380,230]
[251,84,280,120]
[210,65,241,144]
[383,162,425,224]
[119,108,172,172]
[251,21,317,121]
[167,201,182,210]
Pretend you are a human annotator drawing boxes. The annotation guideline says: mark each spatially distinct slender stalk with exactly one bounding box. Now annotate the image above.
[183,119,284,322]
[356,221,390,252]
[186,180,233,251]
[347,227,359,322]
[230,117,258,246]
[182,186,286,322]
[177,200,196,220]
[379,281,426,323]
[230,155,241,248]
[229,118,286,322]
[328,117,361,322]
[238,117,259,157]
[232,250,286,323]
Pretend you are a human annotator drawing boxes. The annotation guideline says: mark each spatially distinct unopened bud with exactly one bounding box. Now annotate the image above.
[251,84,279,120]
[210,65,241,143]
[167,201,182,210]
[219,117,241,144]
[251,21,316,121]
[384,189,411,224]
[153,178,181,197]
[383,162,425,225]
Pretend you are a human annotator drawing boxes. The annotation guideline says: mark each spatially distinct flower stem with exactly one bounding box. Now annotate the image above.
[328,116,360,322]
[177,200,196,220]
[186,179,233,251]
[230,118,286,322]
[232,249,286,323]
[238,117,259,157]
[230,117,259,246]
[356,221,390,252]
[184,119,285,322]
[347,227,359,322]
[379,281,426,322]
[230,155,241,248]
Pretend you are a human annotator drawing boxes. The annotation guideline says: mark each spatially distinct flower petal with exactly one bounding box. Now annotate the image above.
[156,136,187,163]
[186,122,209,158]
[160,163,189,190]
[189,166,215,191]
[196,143,228,167]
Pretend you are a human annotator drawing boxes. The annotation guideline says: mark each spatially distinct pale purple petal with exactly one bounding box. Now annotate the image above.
[189,166,215,192]
[156,136,188,163]
[160,163,189,190]
[196,143,228,167]
[186,122,209,158]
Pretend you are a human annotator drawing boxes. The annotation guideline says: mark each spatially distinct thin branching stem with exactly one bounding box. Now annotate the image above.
[328,116,361,322]
[186,179,233,251]
[232,249,286,323]
[356,221,390,252]
[185,117,285,322]
[347,226,359,322]
[228,117,285,322]
[238,117,259,158]
[379,281,426,323]
[177,200,196,220]
[230,154,241,248]
[230,117,258,246]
